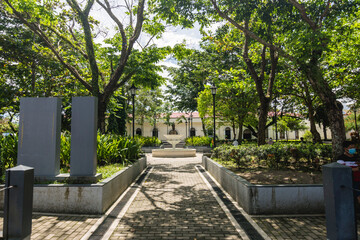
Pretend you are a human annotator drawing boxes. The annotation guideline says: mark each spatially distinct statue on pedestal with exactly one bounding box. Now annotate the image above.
[169,123,178,135]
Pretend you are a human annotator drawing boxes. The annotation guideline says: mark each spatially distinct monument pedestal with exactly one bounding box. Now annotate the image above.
[152,148,196,158]
[34,173,102,184]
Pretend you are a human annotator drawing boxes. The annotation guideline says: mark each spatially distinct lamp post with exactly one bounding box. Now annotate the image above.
[354,108,358,132]
[188,112,193,146]
[185,118,188,139]
[274,97,278,141]
[129,84,137,138]
[153,112,157,137]
[210,85,217,148]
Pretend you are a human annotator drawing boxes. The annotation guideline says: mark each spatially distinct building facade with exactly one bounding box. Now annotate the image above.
[126,112,335,141]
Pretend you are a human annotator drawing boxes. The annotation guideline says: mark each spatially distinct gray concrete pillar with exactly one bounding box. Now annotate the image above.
[70,97,98,176]
[4,165,34,240]
[17,97,61,177]
[322,162,357,240]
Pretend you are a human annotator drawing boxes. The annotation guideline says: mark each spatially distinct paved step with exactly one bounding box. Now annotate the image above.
[161,140,186,148]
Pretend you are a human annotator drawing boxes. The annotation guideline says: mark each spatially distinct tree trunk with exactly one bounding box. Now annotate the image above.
[98,99,107,133]
[238,123,243,144]
[258,98,271,145]
[308,103,322,143]
[232,121,237,140]
[327,103,346,159]
[323,123,327,140]
[303,62,345,159]
[201,117,207,136]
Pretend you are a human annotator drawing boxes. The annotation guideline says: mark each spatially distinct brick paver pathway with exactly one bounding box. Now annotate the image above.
[108,154,242,239]
[3,154,360,239]
[0,213,100,240]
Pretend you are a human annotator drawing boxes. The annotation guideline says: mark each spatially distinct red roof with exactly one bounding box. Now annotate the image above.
[168,112,200,119]
[128,112,201,119]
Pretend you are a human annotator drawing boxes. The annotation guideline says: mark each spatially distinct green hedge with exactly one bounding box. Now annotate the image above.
[136,136,162,147]
[211,142,332,169]
[0,134,18,182]
[185,136,212,146]
[0,132,143,182]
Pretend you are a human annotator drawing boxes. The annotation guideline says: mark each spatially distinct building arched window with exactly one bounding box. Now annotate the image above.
[243,129,252,140]
[190,127,196,137]
[136,128,142,136]
[152,128,158,138]
[225,127,231,140]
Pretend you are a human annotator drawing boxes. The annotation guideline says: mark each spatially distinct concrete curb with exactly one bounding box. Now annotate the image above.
[0,157,147,214]
[202,156,324,215]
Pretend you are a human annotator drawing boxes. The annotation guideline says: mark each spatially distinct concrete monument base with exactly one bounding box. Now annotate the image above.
[152,148,196,158]
[35,173,102,184]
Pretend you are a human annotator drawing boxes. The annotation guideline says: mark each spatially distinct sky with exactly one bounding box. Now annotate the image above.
[151,25,203,76]
[91,4,204,79]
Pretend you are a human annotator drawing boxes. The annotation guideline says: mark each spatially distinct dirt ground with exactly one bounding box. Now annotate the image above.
[232,168,323,185]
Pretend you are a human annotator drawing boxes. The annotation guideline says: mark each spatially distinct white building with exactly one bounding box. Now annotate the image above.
[126,112,334,141]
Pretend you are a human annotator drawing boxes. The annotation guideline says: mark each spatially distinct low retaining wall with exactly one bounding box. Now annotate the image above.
[142,146,211,153]
[0,157,147,214]
[202,156,324,215]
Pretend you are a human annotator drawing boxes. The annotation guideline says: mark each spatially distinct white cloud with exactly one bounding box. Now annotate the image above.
[153,25,202,49]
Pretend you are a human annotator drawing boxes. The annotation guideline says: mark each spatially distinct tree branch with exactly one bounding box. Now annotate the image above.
[3,0,92,92]
[103,0,145,102]
[267,48,278,98]
[287,0,318,31]
[260,45,266,82]
[68,0,100,96]
[209,0,294,61]
[47,25,88,59]
[97,0,129,82]
[243,20,265,101]
[319,0,331,28]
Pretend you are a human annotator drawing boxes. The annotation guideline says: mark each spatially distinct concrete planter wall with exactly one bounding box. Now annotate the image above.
[141,146,161,153]
[0,157,147,214]
[202,156,324,215]
[188,146,212,153]
[142,146,211,153]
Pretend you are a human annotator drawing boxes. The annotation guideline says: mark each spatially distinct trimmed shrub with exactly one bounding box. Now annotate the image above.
[136,136,162,147]
[0,134,18,182]
[0,132,143,181]
[185,136,212,146]
[212,142,332,170]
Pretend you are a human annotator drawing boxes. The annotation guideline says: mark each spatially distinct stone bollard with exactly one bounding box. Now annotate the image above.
[3,165,34,240]
[322,162,357,240]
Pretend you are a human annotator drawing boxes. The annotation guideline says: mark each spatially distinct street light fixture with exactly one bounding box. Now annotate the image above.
[273,97,278,141]
[188,112,193,146]
[210,85,217,148]
[352,105,358,132]
[129,84,137,138]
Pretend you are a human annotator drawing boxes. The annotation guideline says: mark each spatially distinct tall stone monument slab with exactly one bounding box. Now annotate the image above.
[70,97,98,177]
[17,98,61,178]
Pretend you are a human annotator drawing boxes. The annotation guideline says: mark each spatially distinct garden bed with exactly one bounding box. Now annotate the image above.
[215,159,323,185]
[233,168,322,185]
[202,156,324,215]
[0,157,147,214]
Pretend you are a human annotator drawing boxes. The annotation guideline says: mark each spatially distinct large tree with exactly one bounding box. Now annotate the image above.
[155,0,359,158]
[2,0,167,132]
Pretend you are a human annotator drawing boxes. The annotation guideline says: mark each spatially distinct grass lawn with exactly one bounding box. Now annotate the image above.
[97,163,126,180]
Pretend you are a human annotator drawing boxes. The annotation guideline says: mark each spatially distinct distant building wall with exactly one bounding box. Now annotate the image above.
[126,112,335,141]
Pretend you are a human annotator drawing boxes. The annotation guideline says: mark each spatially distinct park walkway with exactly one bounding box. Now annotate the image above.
[0,154,351,239]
